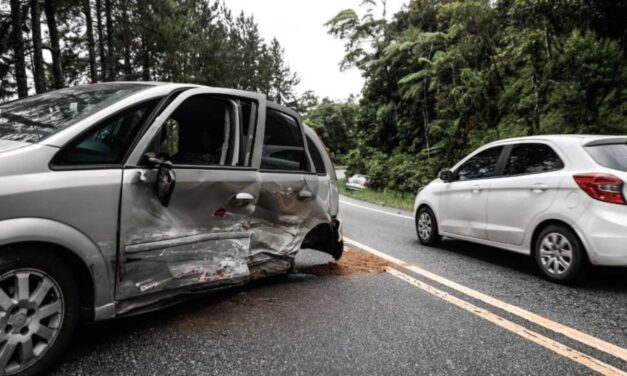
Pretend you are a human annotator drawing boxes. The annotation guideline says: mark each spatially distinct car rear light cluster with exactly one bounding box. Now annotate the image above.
[573,173,626,205]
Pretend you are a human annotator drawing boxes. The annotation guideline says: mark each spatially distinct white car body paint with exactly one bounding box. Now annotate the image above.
[415,135,627,266]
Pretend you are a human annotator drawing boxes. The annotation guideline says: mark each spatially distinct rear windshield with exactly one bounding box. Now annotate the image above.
[0,83,151,143]
[585,143,627,172]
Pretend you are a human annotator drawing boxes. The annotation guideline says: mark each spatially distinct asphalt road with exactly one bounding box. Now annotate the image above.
[52,195,627,375]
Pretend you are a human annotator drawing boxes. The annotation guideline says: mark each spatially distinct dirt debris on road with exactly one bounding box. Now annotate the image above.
[298,246,391,277]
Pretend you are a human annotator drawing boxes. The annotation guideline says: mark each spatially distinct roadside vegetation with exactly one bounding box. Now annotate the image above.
[338,178,415,212]
[1,0,303,108]
[314,0,627,197]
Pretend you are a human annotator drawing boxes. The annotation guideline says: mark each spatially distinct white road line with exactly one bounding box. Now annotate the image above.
[387,268,627,376]
[340,199,414,220]
[344,237,627,365]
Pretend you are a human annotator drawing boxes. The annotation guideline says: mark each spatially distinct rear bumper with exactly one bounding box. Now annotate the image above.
[576,201,627,266]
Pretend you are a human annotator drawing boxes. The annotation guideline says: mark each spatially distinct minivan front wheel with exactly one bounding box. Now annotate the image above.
[416,206,442,246]
[534,225,587,283]
[0,248,79,376]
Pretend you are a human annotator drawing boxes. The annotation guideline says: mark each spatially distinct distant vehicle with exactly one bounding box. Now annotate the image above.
[0,83,343,375]
[414,135,627,283]
[346,174,370,190]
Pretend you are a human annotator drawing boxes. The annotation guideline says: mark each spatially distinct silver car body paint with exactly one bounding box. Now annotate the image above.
[0,83,341,320]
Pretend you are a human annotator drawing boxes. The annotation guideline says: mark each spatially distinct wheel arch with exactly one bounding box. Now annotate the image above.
[416,203,440,233]
[0,241,96,322]
[300,219,343,260]
[530,219,589,262]
[0,218,114,319]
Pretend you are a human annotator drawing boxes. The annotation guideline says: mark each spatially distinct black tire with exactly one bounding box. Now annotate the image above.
[415,206,442,246]
[0,247,79,376]
[534,224,588,284]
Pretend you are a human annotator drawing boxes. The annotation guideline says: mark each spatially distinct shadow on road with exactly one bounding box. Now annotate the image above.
[427,238,627,293]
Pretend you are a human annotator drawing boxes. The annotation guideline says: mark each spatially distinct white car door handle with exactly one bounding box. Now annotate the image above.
[530,184,549,192]
[472,186,482,193]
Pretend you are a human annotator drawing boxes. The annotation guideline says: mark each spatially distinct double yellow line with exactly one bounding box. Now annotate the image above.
[344,237,627,375]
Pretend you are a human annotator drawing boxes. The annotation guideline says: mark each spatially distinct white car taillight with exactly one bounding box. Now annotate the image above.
[573,173,626,205]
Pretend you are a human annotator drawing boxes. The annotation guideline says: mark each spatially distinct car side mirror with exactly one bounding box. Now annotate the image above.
[144,152,176,206]
[439,170,454,183]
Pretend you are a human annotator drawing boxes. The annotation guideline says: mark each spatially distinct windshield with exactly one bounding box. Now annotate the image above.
[585,143,627,172]
[0,83,151,143]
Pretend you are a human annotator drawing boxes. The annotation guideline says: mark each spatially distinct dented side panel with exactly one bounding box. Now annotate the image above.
[116,168,261,300]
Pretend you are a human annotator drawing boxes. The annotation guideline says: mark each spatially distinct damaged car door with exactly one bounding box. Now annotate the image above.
[249,106,320,269]
[115,88,263,300]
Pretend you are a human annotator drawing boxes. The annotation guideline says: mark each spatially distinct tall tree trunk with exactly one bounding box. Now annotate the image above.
[141,34,151,81]
[44,0,64,89]
[95,0,107,80]
[83,0,97,83]
[104,0,115,80]
[120,0,132,78]
[10,0,28,97]
[30,0,47,93]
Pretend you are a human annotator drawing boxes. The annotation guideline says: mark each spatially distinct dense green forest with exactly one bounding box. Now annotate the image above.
[3,0,627,195]
[0,0,299,104]
[322,0,627,193]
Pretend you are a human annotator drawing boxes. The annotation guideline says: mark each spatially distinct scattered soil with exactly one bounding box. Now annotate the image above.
[298,247,392,277]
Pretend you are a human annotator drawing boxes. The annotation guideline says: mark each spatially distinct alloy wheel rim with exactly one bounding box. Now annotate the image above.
[418,212,432,240]
[539,233,573,276]
[0,269,64,375]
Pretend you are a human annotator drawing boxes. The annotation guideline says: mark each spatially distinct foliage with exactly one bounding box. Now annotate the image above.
[322,0,627,194]
[305,98,359,161]
[0,0,300,103]
[338,178,415,211]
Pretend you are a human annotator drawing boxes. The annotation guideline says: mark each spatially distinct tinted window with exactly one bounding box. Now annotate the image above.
[456,146,504,181]
[54,99,159,166]
[505,143,564,176]
[0,83,150,143]
[307,136,326,174]
[158,95,236,166]
[261,109,306,171]
[585,143,627,172]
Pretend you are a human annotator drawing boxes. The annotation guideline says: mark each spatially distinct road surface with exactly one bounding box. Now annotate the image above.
[53,195,627,375]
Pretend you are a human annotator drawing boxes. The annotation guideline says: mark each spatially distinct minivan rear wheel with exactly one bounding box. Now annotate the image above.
[534,225,588,283]
[0,248,79,376]
[416,206,442,246]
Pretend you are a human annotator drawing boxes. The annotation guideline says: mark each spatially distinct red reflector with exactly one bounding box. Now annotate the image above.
[573,173,626,205]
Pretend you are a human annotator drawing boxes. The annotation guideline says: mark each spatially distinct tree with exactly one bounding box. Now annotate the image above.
[30,0,47,93]
[44,0,64,89]
[268,38,299,105]
[82,0,97,83]
[95,0,106,80]
[9,0,28,97]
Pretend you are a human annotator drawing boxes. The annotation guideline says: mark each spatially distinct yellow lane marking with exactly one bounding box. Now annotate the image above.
[386,268,627,376]
[344,237,627,364]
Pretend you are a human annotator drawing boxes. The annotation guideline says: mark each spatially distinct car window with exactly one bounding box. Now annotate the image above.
[504,143,564,176]
[157,95,236,166]
[261,109,307,171]
[456,146,504,181]
[307,136,326,174]
[585,143,627,172]
[53,99,160,166]
[0,83,151,143]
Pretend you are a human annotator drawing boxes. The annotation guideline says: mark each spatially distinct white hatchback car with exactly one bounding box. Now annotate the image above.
[414,135,627,283]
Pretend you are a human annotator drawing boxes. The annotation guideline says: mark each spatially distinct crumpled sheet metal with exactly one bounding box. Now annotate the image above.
[115,169,334,312]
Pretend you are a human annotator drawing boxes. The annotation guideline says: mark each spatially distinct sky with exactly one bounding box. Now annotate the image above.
[226,0,407,101]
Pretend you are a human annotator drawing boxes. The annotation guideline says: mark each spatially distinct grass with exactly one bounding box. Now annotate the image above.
[338,178,415,212]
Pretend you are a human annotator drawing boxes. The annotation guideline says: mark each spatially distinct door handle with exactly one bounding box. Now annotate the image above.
[530,184,549,192]
[234,192,255,201]
[231,192,255,206]
[472,186,482,193]
[297,190,314,200]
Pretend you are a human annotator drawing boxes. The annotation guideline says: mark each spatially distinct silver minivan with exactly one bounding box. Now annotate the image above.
[0,83,343,375]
